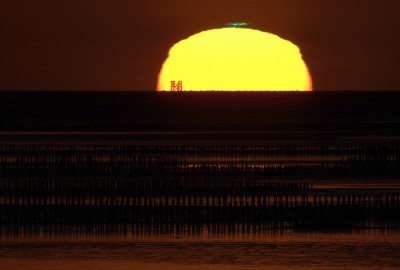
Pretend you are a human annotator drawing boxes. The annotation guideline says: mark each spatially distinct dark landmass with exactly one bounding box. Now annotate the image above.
[1,91,400,135]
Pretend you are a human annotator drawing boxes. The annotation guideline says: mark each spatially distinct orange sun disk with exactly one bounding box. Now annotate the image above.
[157,28,312,91]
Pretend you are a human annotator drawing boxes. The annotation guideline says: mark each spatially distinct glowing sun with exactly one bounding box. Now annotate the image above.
[157,28,312,91]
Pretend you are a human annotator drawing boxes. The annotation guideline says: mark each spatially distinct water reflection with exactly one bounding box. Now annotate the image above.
[1,227,400,270]
[2,141,400,269]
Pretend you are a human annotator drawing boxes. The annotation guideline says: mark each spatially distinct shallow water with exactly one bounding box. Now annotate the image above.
[1,134,400,269]
[1,229,400,270]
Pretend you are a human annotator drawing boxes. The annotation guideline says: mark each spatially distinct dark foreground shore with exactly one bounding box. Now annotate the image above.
[1,91,400,230]
[1,91,400,133]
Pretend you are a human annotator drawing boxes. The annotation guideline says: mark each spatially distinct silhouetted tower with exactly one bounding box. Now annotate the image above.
[171,81,183,91]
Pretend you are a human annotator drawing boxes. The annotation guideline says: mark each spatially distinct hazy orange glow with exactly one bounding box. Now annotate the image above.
[157,28,312,91]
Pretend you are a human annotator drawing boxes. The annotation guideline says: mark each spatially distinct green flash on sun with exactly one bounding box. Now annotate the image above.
[225,22,251,28]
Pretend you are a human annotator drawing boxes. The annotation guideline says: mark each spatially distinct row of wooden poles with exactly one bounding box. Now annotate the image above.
[0,223,293,237]
[1,143,400,178]
[2,162,400,177]
[3,222,398,238]
[2,153,400,165]
[0,177,313,193]
[1,189,400,209]
[1,144,400,155]
[1,182,400,226]
[1,204,399,226]
[1,175,399,226]
[1,142,400,228]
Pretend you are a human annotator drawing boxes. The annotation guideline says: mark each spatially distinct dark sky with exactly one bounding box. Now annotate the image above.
[1,0,399,91]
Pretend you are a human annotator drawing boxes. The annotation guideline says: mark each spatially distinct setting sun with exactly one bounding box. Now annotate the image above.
[157,28,312,91]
